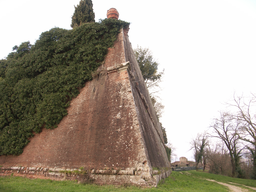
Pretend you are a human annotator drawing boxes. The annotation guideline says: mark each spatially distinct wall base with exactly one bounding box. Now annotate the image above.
[0,166,171,187]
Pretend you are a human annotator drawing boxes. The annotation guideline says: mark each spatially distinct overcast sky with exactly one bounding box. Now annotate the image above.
[1,0,256,162]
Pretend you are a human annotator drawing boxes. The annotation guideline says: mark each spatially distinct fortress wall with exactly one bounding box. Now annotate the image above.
[0,28,170,186]
[123,29,170,168]
[0,29,148,170]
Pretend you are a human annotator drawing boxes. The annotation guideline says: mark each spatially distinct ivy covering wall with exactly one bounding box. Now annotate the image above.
[0,19,129,156]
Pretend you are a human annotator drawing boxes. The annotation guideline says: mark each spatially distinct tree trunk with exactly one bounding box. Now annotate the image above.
[196,163,198,171]
[252,148,256,180]
[203,156,206,171]
[230,157,235,177]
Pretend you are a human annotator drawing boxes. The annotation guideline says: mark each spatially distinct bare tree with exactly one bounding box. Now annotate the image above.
[151,96,164,119]
[210,112,243,177]
[190,133,208,171]
[206,142,232,176]
[240,152,254,179]
[233,95,256,179]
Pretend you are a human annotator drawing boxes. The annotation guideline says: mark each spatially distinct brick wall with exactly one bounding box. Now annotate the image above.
[0,28,170,186]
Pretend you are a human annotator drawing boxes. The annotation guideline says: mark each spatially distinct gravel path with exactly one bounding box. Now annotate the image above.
[206,179,250,192]
[229,182,256,191]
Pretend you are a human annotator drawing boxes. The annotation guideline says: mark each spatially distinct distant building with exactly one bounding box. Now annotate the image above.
[171,157,197,168]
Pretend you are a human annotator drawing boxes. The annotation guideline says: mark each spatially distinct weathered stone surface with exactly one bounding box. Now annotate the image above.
[28,167,36,171]
[0,27,170,186]
[10,167,20,170]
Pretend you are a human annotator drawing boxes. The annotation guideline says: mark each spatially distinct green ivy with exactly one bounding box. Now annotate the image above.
[0,19,129,156]
[165,146,171,162]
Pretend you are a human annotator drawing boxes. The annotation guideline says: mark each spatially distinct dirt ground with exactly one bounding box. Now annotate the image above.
[206,179,256,192]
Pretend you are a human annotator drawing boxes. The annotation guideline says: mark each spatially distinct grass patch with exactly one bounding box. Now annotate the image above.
[0,171,233,192]
[150,171,228,192]
[0,176,126,192]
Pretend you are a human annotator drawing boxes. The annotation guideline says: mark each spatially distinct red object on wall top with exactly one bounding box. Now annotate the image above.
[107,8,119,20]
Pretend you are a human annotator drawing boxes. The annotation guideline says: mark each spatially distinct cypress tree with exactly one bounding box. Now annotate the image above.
[71,0,95,28]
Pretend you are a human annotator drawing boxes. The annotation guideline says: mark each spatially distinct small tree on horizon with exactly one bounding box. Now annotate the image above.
[71,0,95,28]
[190,133,208,171]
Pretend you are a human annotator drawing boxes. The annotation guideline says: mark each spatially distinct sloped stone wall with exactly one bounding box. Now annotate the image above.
[123,28,170,169]
[0,28,170,186]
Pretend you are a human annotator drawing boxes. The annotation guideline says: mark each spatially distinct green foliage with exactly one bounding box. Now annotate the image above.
[160,123,171,162]
[0,59,7,78]
[160,123,168,144]
[10,42,32,59]
[134,46,162,83]
[0,19,129,156]
[165,146,171,162]
[71,0,95,28]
